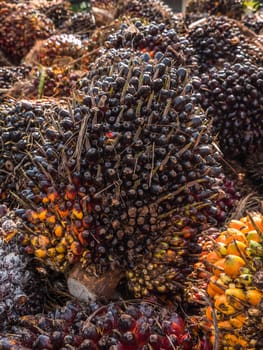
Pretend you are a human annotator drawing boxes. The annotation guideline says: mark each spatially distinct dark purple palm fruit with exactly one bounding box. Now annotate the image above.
[0,205,48,331]
[0,2,55,64]
[188,16,262,72]
[192,61,263,158]
[0,299,209,349]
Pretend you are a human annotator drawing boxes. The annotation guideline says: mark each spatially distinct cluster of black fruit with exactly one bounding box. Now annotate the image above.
[188,16,262,72]
[0,299,196,350]
[0,64,31,90]
[193,61,263,158]
[105,20,197,68]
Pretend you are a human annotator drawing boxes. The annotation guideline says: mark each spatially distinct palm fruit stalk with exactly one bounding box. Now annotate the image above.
[188,16,263,72]
[192,61,263,158]
[0,205,48,331]
[200,211,263,349]
[243,9,263,34]
[1,48,226,300]
[0,299,207,349]
[0,2,55,64]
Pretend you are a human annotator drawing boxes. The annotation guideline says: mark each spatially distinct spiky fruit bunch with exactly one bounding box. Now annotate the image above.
[25,34,85,67]
[185,0,245,20]
[194,61,263,158]
[202,212,263,349]
[0,3,55,64]
[1,50,224,293]
[0,64,31,90]
[0,299,204,349]
[0,206,47,331]
[188,16,263,72]
[105,20,197,68]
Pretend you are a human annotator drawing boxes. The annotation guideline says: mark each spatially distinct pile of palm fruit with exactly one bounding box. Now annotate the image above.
[0,0,262,349]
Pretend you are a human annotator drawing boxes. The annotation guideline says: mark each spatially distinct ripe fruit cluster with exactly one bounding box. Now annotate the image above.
[203,212,263,349]
[0,300,196,350]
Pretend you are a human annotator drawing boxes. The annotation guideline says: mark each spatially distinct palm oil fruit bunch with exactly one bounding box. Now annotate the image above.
[188,16,262,72]
[185,0,245,21]
[0,2,55,64]
[0,205,46,331]
[0,299,203,349]
[195,61,263,158]
[105,20,197,68]
[115,0,178,27]
[9,51,224,293]
[202,212,263,349]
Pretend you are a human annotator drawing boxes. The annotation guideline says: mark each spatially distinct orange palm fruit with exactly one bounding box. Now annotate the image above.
[212,258,226,276]
[246,289,263,306]
[225,288,246,310]
[225,228,247,244]
[229,314,246,328]
[223,255,246,278]
[226,240,247,256]
[214,294,237,315]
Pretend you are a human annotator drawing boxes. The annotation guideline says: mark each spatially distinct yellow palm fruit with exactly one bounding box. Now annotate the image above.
[223,255,246,278]
[229,313,246,328]
[214,294,237,315]
[246,289,263,306]
[225,288,246,310]
[226,240,247,256]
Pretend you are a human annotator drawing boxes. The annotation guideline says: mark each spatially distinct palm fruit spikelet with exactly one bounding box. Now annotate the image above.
[201,211,263,349]
[0,205,48,331]
[1,48,226,299]
[188,16,263,72]
[0,2,55,64]
[193,61,263,158]
[0,299,209,349]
